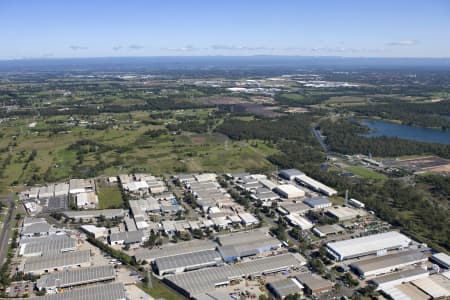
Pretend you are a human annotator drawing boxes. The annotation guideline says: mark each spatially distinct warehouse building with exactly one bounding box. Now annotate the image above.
[69,179,95,195]
[217,230,282,262]
[274,184,305,199]
[326,206,362,221]
[410,274,450,299]
[279,169,304,181]
[62,209,126,221]
[134,239,217,263]
[76,192,98,209]
[267,278,304,299]
[303,197,332,209]
[108,230,144,245]
[326,231,412,261]
[285,214,313,230]
[23,250,91,275]
[370,268,429,290]
[238,212,260,226]
[80,225,107,239]
[431,252,450,269]
[312,224,344,238]
[36,265,116,292]
[29,282,126,300]
[295,273,334,296]
[21,219,52,237]
[20,235,76,257]
[350,250,428,278]
[154,250,222,275]
[295,174,337,196]
[278,201,310,215]
[164,254,304,298]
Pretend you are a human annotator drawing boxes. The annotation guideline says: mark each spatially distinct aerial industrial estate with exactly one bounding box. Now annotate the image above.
[0,57,449,300]
[0,164,447,300]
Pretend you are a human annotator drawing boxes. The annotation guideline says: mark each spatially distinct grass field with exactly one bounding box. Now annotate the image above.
[137,280,186,300]
[345,166,387,180]
[97,183,124,209]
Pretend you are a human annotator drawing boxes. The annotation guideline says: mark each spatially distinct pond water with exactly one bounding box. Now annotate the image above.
[361,119,450,145]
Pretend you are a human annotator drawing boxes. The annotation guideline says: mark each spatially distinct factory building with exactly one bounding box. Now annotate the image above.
[154,250,222,275]
[295,174,337,196]
[326,206,362,221]
[217,230,282,262]
[20,235,76,257]
[36,265,116,292]
[267,278,304,299]
[326,231,412,261]
[62,209,126,221]
[279,169,304,181]
[274,184,305,199]
[350,250,428,278]
[23,250,91,275]
[285,214,313,230]
[369,268,429,290]
[431,252,450,269]
[295,273,334,296]
[164,254,305,298]
[303,197,332,209]
[29,282,126,300]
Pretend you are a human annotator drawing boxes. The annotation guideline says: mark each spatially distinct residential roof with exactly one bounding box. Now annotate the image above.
[29,282,126,300]
[24,250,90,273]
[155,250,222,273]
[326,231,412,260]
[36,265,115,289]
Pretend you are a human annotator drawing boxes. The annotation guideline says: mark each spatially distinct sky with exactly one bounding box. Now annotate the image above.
[0,0,449,59]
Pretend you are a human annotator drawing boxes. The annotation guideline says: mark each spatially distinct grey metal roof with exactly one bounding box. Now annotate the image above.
[165,253,302,296]
[295,273,333,291]
[280,202,310,214]
[21,235,76,256]
[29,282,126,300]
[62,209,126,219]
[21,222,50,235]
[109,230,143,244]
[350,250,427,274]
[268,278,303,298]
[303,196,331,207]
[370,268,428,286]
[314,224,344,236]
[279,169,304,178]
[24,250,90,273]
[134,239,217,262]
[217,230,281,259]
[155,250,222,273]
[36,265,115,289]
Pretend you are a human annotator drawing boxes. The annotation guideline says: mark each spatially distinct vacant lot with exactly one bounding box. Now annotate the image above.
[97,182,124,209]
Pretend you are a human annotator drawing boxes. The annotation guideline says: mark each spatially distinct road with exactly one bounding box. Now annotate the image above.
[312,126,328,152]
[0,194,16,267]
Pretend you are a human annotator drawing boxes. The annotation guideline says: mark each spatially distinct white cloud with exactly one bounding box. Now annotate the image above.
[69,45,88,51]
[386,40,419,46]
[128,44,144,50]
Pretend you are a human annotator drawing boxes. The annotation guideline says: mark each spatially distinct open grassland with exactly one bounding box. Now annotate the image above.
[345,165,387,180]
[0,109,277,194]
[97,182,124,209]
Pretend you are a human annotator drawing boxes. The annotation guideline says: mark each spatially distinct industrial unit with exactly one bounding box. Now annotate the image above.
[164,254,305,298]
[274,184,305,199]
[154,250,222,275]
[36,265,116,292]
[350,250,428,277]
[326,231,412,261]
[326,206,362,221]
[23,250,91,275]
[267,278,304,299]
[294,174,337,196]
[29,282,126,300]
[20,235,76,257]
[370,268,429,290]
[303,197,332,209]
[217,230,282,262]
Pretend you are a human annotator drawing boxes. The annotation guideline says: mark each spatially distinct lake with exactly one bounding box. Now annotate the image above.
[361,119,450,145]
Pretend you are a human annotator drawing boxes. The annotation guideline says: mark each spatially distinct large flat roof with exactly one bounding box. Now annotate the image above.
[63,209,126,219]
[24,250,90,273]
[217,230,281,259]
[21,235,76,256]
[155,250,222,273]
[36,265,115,289]
[29,282,126,300]
[165,253,303,296]
[327,231,411,260]
[371,268,428,286]
[350,250,427,274]
[133,239,217,262]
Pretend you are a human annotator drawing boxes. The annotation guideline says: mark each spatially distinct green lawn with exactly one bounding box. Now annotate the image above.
[345,166,387,180]
[97,183,123,209]
[137,280,186,300]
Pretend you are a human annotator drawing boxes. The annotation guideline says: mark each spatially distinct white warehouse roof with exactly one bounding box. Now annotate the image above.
[275,184,305,199]
[326,231,411,261]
